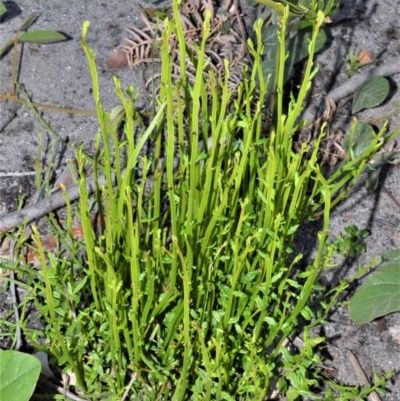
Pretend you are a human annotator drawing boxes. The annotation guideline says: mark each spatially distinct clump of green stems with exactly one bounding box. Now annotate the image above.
[7,2,394,400]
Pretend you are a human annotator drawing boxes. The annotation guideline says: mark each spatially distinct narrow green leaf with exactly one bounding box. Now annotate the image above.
[349,255,400,324]
[18,13,38,31]
[0,351,41,401]
[352,76,390,113]
[0,2,6,16]
[0,39,14,57]
[18,30,67,44]
[240,270,259,284]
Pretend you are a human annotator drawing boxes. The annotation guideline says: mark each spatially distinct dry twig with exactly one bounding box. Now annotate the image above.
[346,349,381,401]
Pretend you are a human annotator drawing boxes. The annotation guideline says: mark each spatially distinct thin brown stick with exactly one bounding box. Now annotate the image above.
[0,171,109,233]
[346,349,381,401]
[0,93,97,116]
[120,373,137,401]
[382,185,400,211]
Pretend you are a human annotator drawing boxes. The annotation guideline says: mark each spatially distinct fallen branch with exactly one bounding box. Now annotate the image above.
[301,56,400,124]
[0,171,111,233]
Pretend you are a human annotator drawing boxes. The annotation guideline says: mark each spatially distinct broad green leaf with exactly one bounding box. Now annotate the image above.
[18,30,67,44]
[0,2,6,16]
[343,122,375,158]
[380,248,400,262]
[18,13,38,31]
[0,350,41,401]
[349,251,400,324]
[352,76,390,113]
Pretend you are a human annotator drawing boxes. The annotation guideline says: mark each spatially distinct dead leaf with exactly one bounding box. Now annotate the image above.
[357,50,373,64]
[105,50,129,69]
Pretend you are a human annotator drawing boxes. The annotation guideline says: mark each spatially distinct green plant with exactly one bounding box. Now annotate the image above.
[249,0,338,18]
[352,76,390,114]
[332,225,369,259]
[2,1,397,400]
[0,4,67,95]
[349,248,400,324]
[343,49,371,77]
[333,118,400,193]
[0,350,41,401]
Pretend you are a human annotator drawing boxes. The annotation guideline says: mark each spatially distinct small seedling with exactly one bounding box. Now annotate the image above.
[332,225,369,259]
[344,48,373,77]
[0,6,67,95]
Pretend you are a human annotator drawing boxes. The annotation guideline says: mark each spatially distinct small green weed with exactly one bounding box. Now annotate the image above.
[343,49,372,77]
[332,225,369,259]
[0,3,67,95]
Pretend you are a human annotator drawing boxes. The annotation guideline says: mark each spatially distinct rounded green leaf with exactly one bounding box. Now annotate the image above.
[0,350,41,401]
[352,76,390,113]
[349,254,400,324]
[343,122,375,158]
[18,30,67,44]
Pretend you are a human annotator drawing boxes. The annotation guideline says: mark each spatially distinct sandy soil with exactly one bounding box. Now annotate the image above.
[0,0,399,399]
